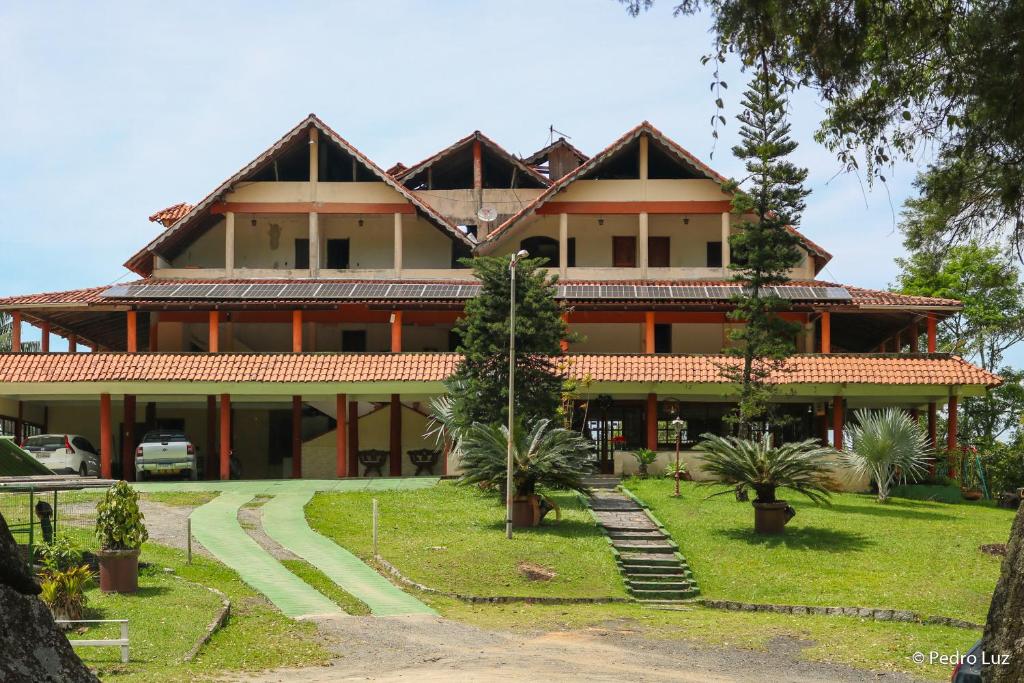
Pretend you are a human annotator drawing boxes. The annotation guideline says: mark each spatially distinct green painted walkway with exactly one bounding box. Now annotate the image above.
[175,478,438,619]
[262,492,435,616]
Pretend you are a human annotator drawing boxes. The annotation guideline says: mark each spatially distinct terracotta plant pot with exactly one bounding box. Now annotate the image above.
[961,488,984,501]
[512,495,540,528]
[98,548,140,594]
[752,501,791,535]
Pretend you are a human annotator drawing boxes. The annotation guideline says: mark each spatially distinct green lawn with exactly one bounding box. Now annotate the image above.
[306,481,625,598]
[280,559,371,615]
[438,599,977,682]
[625,478,1014,623]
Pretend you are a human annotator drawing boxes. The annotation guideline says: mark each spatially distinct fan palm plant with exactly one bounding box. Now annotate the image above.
[841,408,932,502]
[698,434,836,505]
[458,418,594,498]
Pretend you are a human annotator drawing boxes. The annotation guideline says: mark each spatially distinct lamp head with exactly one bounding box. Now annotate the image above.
[510,249,529,267]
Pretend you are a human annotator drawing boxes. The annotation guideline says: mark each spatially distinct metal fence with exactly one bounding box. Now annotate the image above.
[0,484,110,565]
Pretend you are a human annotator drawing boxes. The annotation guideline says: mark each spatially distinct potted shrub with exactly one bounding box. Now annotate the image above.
[458,418,594,527]
[840,408,931,502]
[698,434,835,534]
[631,448,658,478]
[95,480,149,593]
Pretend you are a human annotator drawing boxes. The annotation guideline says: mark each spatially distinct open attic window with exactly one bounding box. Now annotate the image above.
[318,139,378,182]
[249,140,310,181]
[481,153,545,189]
[580,139,640,180]
[647,141,704,179]
[403,140,545,190]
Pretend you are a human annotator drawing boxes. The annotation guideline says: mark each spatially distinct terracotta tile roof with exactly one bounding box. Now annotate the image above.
[148,203,194,227]
[521,137,590,167]
[124,114,474,276]
[0,352,999,388]
[0,277,961,309]
[386,162,408,176]
[395,130,551,187]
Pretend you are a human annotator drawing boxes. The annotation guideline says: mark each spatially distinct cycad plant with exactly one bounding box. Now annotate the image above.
[842,408,932,503]
[698,434,835,504]
[458,418,594,497]
[39,564,93,622]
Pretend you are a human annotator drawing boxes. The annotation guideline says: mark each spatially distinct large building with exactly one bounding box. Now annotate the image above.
[0,115,1000,484]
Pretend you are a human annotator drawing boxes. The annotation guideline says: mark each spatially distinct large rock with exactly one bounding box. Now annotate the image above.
[982,503,1024,682]
[0,512,97,683]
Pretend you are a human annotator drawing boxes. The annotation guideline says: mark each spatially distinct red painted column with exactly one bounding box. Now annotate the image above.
[292,310,303,352]
[206,396,217,479]
[926,313,937,353]
[947,396,959,453]
[927,402,938,447]
[10,311,21,352]
[820,312,831,354]
[40,322,50,353]
[336,394,347,478]
[126,311,138,352]
[646,393,658,450]
[348,400,360,477]
[390,311,403,352]
[99,393,113,479]
[389,394,402,476]
[644,311,655,354]
[122,395,136,482]
[291,396,303,478]
[219,394,231,480]
[209,311,220,352]
[832,396,844,451]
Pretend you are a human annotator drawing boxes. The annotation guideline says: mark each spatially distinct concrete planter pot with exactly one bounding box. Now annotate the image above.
[752,501,790,535]
[98,548,140,594]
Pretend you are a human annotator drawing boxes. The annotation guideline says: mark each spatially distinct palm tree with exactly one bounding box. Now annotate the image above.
[458,418,593,498]
[698,434,836,505]
[841,408,932,503]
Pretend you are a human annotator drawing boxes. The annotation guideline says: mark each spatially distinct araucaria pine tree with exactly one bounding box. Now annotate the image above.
[447,254,568,430]
[724,70,809,436]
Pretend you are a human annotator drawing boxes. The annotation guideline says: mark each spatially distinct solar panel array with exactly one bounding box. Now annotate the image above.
[103,282,852,302]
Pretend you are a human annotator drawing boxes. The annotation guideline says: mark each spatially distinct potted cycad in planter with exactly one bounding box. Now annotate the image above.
[458,418,594,527]
[95,480,149,593]
[698,434,835,534]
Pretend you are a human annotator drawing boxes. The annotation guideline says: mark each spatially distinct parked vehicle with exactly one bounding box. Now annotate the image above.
[22,434,99,477]
[950,639,982,682]
[135,430,198,480]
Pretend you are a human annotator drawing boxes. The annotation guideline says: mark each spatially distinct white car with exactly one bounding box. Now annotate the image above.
[22,434,100,477]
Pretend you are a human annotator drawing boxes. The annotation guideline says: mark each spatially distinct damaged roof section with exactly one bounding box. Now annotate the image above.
[396,131,549,191]
[522,137,589,181]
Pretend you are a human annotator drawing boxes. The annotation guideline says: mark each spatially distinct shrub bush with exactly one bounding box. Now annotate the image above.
[984,442,1024,494]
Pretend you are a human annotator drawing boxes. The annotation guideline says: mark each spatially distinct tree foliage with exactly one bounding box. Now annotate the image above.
[623,0,1024,258]
[842,408,932,503]
[446,255,568,432]
[896,237,1024,446]
[722,69,807,434]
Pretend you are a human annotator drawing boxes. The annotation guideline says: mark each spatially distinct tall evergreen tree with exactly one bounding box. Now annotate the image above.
[447,255,567,430]
[723,70,808,436]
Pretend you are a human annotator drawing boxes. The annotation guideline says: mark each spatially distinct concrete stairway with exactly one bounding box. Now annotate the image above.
[587,482,699,603]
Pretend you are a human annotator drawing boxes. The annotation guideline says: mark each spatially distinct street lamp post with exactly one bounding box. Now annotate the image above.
[506,249,529,540]
[671,416,686,498]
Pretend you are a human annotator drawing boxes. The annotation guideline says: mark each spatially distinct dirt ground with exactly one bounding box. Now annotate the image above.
[224,614,928,683]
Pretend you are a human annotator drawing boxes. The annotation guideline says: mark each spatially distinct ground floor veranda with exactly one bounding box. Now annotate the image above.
[0,351,991,491]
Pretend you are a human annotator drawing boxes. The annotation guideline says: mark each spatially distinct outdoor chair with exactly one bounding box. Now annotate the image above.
[358,449,389,477]
[407,448,441,476]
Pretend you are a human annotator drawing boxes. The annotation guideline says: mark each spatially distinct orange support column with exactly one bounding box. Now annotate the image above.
[832,396,844,451]
[820,312,831,353]
[390,311,403,352]
[292,310,303,352]
[122,396,136,481]
[219,394,231,480]
[126,311,138,352]
[389,394,402,476]
[99,393,113,479]
[947,396,958,453]
[336,394,347,478]
[10,311,21,352]
[208,311,220,352]
[40,322,50,352]
[206,396,217,479]
[644,311,655,354]
[348,400,360,477]
[646,393,658,450]
[291,396,303,478]
[926,313,937,353]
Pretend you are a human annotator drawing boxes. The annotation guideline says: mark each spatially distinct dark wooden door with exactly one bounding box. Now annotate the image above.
[612,236,637,267]
[648,236,670,267]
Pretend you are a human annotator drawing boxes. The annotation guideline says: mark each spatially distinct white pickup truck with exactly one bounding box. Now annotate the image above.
[135,430,199,480]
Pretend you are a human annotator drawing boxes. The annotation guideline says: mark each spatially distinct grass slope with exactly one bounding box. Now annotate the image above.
[280,559,372,615]
[625,478,1014,623]
[306,481,625,598]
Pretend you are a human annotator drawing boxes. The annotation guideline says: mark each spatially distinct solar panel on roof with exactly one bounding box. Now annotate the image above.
[318,282,356,298]
[209,284,253,298]
[351,283,390,298]
[246,284,286,298]
[281,283,322,299]
[390,284,427,298]
[173,284,216,298]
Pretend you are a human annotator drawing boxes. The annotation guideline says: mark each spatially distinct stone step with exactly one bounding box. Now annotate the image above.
[629,587,700,601]
[613,541,678,553]
[628,580,695,592]
[608,530,666,541]
[622,564,686,575]
[625,572,689,582]
[618,553,680,566]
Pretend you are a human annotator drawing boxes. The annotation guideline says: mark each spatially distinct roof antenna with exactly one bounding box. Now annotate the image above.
[548,125,572,145]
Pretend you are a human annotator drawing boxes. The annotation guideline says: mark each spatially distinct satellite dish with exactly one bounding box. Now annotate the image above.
[477,206,498,223]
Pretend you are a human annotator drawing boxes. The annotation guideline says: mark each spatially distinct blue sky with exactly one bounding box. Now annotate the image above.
[0,1,978,353]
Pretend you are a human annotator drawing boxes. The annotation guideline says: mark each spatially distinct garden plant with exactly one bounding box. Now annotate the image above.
[841,408,931,503]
